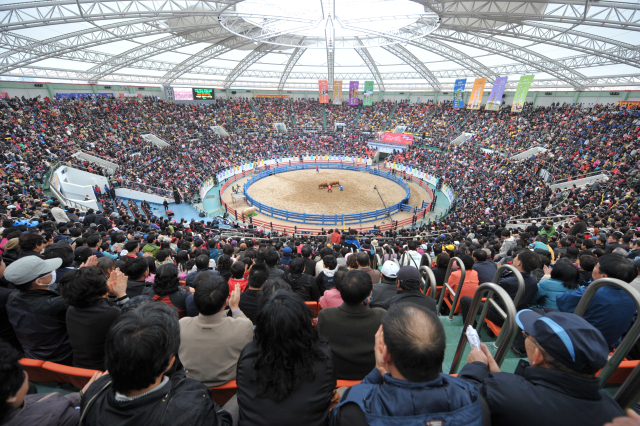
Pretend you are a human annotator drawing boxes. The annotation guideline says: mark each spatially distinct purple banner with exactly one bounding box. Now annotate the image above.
[348,81,359,105]
[485,76,508,111]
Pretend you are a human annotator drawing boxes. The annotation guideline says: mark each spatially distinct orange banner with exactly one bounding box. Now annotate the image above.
[467,78,487,110]
[617,100,640,109]
[319,80,329,103]
[254,94,290,98]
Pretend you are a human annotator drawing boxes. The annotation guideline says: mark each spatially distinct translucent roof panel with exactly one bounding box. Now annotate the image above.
[0,0,636,91]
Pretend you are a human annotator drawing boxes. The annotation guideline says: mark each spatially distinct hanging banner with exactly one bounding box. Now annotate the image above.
[381,132,414,145]
[254,94,290,98]
[333,80,343,105]
[363,81,374,106]
[319,80,329,103]
[485,76,508,111]
[511,75,535,113]
[348,81,359,105]
[453,78,467,109]
[467,78,487,110]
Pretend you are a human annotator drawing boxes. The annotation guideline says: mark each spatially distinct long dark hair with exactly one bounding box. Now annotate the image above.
[252,291,326,401]
[550,259,580,290]
[153,263,181,296]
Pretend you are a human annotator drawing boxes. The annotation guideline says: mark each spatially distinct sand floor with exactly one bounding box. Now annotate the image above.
[223,169,432,230]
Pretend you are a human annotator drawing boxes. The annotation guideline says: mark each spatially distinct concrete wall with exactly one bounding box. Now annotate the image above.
[114,188,168,204]
[57,167,110,189]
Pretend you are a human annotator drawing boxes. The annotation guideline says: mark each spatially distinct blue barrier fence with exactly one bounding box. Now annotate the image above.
[243,164,411,226]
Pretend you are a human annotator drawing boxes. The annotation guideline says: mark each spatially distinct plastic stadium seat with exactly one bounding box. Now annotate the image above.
[18,359,57,383]
[210,380,238,406]
[336,380,361,388]
[597,359,640,384]
[42,361,102,389]
[484,318,502,337]
[305,301,320,317]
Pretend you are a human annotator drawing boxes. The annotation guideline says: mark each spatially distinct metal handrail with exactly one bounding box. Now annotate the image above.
[550,170,611,186]
[573,278,640,387]
[420,265,437,300]
[478,264,524,348]
[449,283,518,374]
[437,257,466,320]
[614,361,640,409]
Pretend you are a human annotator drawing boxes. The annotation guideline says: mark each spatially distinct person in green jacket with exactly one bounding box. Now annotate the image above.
[142,234,161,258]
[538,221,556,239]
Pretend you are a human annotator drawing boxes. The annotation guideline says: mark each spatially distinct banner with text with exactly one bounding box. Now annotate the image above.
[333,80,343,105]
[485,76,508,111]
[381,132,414,145]
[453,78,467,109]
[511,75,535,113]
[348,81,359,105]
[467,78,487,110]
[319,80,329,103]
[363,81,374,106]
[255,94,290,98]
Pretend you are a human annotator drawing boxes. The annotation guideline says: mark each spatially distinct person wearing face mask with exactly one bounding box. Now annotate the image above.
[4,256,74,365]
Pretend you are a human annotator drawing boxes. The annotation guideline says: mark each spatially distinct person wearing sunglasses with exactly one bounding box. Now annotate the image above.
[459,310,625,426]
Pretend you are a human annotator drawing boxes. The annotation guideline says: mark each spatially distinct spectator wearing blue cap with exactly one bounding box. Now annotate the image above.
[459,310,625,426]
[281,246,293,267]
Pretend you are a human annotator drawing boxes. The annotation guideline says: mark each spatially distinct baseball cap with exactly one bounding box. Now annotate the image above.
[396,265,421,283]
[4,256,62,286]
[445,244,455,251]
[381,261,400,279]
[283,246,292,253]
[516,310,609,372]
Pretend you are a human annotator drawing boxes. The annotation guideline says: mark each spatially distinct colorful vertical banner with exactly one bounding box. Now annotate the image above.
[453,78,467,109]
[318,80,329,103]
[332,80,343,105]
[511,75,535,113]
[348,81,359,105]
[485,76,508,111]
[467,78,487,110]
[363,81,374,106]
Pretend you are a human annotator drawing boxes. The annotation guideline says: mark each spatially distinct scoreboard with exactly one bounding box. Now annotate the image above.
[193,88,214,100]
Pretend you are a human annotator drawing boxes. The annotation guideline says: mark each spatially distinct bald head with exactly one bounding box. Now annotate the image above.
[382,303,445,382]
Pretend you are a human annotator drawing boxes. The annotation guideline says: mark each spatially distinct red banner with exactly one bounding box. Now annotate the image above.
[617,100,640,109]
[381,132,414,145]
[319,80,329,104]
[0,92,9,99]
[254,94,290,98]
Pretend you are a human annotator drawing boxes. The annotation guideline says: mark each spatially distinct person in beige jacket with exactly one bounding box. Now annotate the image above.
[179,272,253,387]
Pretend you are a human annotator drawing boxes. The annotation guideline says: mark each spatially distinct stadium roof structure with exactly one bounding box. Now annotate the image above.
[0,0,639,91]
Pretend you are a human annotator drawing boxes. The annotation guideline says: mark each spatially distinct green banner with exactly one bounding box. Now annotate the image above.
[511,75,534,113]
[363,81,374,106]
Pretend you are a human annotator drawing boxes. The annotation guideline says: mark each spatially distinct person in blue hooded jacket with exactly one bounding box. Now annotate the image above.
[332,303,485,426]
[207,238,220,263]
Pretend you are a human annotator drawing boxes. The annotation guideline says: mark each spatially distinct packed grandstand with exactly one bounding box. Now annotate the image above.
[1,0,640,424]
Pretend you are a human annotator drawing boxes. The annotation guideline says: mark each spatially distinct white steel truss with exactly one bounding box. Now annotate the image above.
[354,37,386,92]
[0,0,636,90]
[382,44,441,90]
[277,39,307,90]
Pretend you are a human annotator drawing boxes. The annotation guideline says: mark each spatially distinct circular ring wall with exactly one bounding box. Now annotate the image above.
[243,163,411,226]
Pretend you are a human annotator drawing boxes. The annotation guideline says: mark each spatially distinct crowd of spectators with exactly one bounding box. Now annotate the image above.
[252,98,294,130]
[356,100,394,132]
[325,102,357,131]
[292,99,324,131]
[386,100,436,133]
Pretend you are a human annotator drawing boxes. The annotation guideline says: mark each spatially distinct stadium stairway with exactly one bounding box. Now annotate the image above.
[322,104,327,130]
[382,103,398,133]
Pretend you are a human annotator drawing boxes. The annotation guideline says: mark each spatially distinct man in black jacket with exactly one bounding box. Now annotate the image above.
[301,245,317,276]
[124,257,152,298]
[4,255,73,364]
[80,303,233,426]
[381,266,437,314]
[370,261,400,308]
[317,270,385,380]
[186,254,214,287]
[569,214,587,236]
[471,249,497,284]
[459,310,624,426]
[83,208,97,225]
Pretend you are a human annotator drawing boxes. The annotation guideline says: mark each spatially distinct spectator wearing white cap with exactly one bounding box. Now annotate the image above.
[4,256,74,365]
[370,261,400,308]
